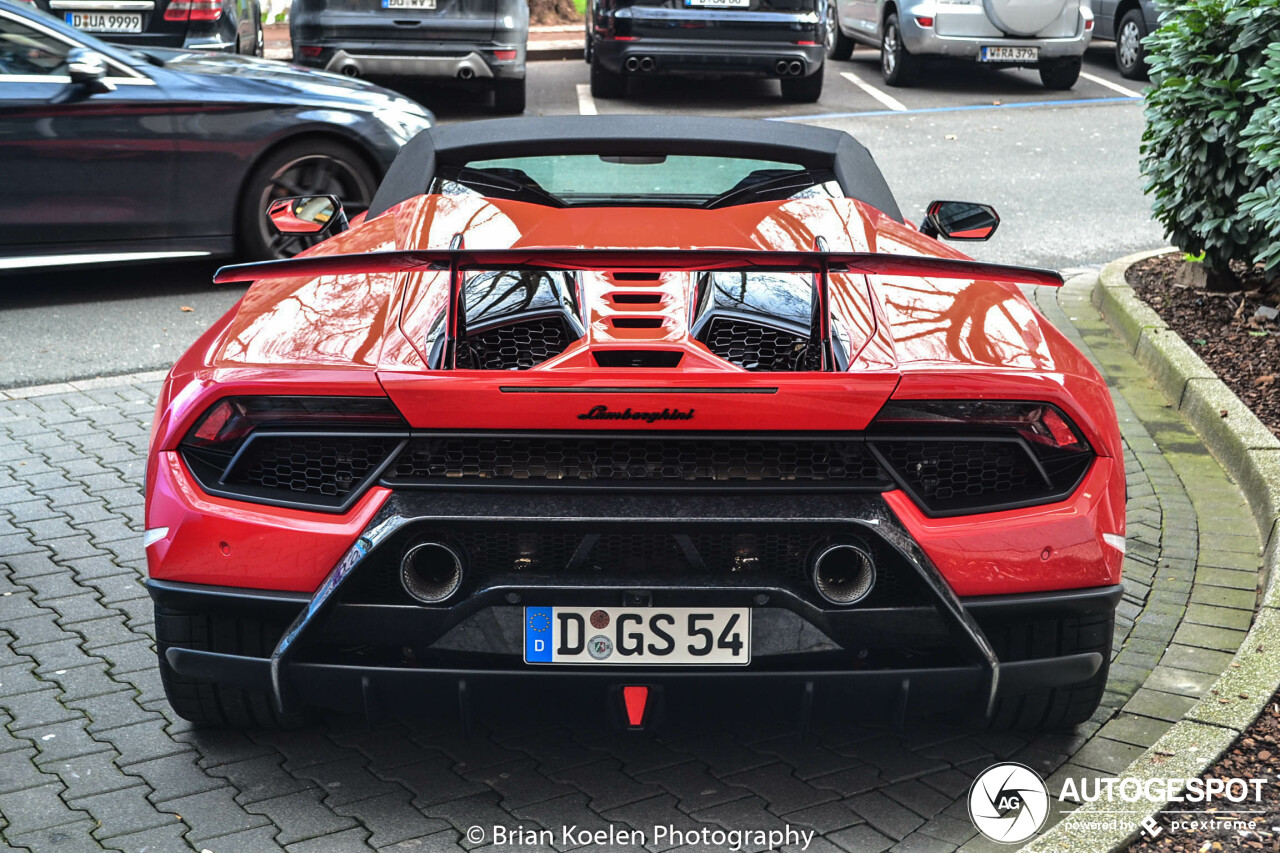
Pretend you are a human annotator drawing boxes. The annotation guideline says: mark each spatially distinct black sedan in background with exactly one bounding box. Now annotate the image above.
[0,0,433,269]
[33,0,262,55]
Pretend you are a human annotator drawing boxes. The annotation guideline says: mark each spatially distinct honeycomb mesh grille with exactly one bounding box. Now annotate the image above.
[873,439,1037,512]
[456,318,572,370]
[386,436,890,486]
[703,318,822,371]
[232,435,400,499]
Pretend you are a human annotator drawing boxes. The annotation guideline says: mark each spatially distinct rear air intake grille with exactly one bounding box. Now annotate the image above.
[456,317,572,370]
[870,438,1064,515]
[384,436,891,488]
[213,434,401,503]
[703,318,822,371]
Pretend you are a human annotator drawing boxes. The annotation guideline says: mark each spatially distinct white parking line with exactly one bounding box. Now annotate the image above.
[1079,71,1143,98]
[576,83,598,115]
[839,70,907,111]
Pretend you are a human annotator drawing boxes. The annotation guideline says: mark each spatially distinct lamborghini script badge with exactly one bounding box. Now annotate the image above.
[577,405,695,423]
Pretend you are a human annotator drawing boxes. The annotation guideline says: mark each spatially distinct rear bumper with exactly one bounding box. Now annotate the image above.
[318,47,520,78]
[900,10,1093,60]
[592,37,824,77]
[151,577,1119,720]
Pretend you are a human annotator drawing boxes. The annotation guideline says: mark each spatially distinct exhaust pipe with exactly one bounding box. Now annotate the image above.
[639,56,655,72]
[774,59,790,75]
[811,543,875,605]
[788,60,804,76]
[624,56,641,72]
[457,66,475,80]
[400,542,463,604]
[336,62,360,77]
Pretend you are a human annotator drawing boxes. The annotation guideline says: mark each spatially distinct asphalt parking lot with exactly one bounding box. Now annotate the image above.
[0,42,1164,389]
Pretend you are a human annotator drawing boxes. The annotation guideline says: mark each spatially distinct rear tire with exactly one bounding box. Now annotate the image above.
[825,1,854,61]
[986,610,1114,730]
[237,138,377,260]
[493,77,526,114]
[1114,9,1148,80]
[156,605,307,728]
[880,14,917,86]
[781,63,824,102]
[590,54,626,98]
[1038,56,1082,90]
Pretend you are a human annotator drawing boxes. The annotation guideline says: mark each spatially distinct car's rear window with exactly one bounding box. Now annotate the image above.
[440,154,827,207]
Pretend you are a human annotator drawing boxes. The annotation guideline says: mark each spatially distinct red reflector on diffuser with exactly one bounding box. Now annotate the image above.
[1084,18,1094,29]
[494,49,517,60]
[623,686,648,727]
[915,15,933,26]
[300,45,323,57]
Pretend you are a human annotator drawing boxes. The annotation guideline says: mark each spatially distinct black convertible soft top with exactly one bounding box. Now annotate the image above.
[366,116,903,222]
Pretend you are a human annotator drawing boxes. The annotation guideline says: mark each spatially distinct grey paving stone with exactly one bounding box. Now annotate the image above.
[246,789,360,845]
[691,796,788,853]
[284,826,373,852]
[0,782,92,835]
[463,759,580,810]
[880,781,953,821]
[599,794,705,852]
[126,754,228,805]
[381,754,490,808]
[162,787,274,845]
[722,763,837,816]
[1096,713,1171,749]
[549,760,666,813]
[424,792,540,849]
[828,823,894,853]
[0,746,60,795]
[290,756,403,808]
[665,733,773,777]
[750,736,861,781]
[66,784,178,840]
[382,829,469,853]
[194,825,286,853]
[889,834,959,853]
[4,820,105,853]
[808,765,881,798]
[204,753,315,805]
[99,719,193,767]
[332,724,443,772]
[635,760,750,813]
[914,815,976,846]
[4,686,85,731]
[99,821,194,853]
[48,750,141,800]
[845,792,924,841]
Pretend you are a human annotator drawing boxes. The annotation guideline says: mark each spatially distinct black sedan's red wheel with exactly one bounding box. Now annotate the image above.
[238,139,377,260]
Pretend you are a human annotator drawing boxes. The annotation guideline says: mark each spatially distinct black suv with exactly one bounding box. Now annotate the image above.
[587,0,825,102]
[289,0,528,113]
[34,0,261,53]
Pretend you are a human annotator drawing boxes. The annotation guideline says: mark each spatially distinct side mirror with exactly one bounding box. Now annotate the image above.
[267,195,349,236]
[920,200,1000,241]
[66,48,113,93]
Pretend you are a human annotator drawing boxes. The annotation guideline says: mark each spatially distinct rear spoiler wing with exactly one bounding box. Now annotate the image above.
[212,249,1063,370]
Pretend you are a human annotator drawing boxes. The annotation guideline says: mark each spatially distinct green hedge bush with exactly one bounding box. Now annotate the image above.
[1140,0,1280,281]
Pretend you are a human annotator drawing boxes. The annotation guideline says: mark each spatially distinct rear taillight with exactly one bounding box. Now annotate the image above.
[868,400,1095,516]
[179,397,409,511]
[298,45,323,57]
[164,0,223,22]
[493,49,517,60]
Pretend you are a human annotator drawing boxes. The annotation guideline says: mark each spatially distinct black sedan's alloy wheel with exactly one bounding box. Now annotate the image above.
[239,139,377,260]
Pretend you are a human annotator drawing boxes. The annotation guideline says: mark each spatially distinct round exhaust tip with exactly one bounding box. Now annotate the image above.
[775,59,789,74]
[789,60,804,76]
[400,542,463,604]
[811,544,875,605]
[624,56,640,72]
[340,64,360,77]
[457,66,475,80]
[639,56,654,71]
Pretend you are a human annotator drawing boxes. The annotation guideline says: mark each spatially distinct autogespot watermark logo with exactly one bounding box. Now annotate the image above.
[968,763,1050,843]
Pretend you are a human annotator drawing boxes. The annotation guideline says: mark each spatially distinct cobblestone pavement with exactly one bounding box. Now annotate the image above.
[0,273,1265,853]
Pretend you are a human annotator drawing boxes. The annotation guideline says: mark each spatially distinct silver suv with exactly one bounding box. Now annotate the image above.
[826,0,1093,89]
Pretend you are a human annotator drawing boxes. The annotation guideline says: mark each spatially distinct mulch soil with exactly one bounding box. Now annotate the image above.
[1126,254,1280,852]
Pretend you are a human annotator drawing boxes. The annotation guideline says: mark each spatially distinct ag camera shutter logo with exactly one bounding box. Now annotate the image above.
[968,763,1050,843]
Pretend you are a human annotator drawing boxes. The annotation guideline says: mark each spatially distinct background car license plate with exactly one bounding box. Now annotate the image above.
[525,607,750,665]
[686,0,751,7]
[65,11,142,32]
[382,0,436,9]
[980,46,1039,62]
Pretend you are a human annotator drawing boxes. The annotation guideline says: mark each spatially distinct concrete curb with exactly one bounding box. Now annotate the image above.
[0,370,167,400]
[529,41,584,61]
[1024,251,1280,852]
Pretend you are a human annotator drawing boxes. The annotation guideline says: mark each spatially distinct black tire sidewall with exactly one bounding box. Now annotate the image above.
[1116,10,1147,79]
[236,139,377,261]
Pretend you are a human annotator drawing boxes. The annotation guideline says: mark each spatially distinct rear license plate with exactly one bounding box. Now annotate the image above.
[382,0,436,9]
[685,0,751,7]
[980,46,1039,62]
[525,607,750,665]
[65,11,142,31]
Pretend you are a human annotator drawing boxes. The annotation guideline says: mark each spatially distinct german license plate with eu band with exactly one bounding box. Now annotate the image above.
[525,607,751,665]
[66,11,142,31]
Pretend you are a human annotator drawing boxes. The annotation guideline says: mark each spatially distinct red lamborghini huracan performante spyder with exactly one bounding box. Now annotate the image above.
[144,117,1125,731]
